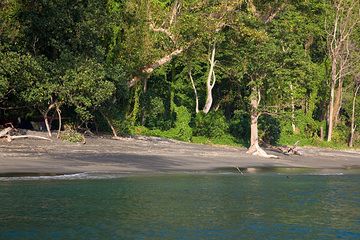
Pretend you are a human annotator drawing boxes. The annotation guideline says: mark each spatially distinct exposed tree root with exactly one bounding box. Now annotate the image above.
[246,143,279,159]
[0,127,12,138]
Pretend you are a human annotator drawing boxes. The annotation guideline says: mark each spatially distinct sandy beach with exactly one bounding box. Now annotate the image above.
[0,131,360,175]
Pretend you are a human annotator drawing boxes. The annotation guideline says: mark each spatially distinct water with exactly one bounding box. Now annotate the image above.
[0,172,359,239]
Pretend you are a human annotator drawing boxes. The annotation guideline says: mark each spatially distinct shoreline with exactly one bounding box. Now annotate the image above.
[0,133,360,175]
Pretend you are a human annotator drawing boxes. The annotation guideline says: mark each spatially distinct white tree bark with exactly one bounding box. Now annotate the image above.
[289,82,296,133]
[56,105,62,139]
[188,70,199,113]
[349,84,360,147]
[43,103,56,138]
[246,86,278,158]
[327,0,360,141]
[128,48,184,87]
[203,44,217,114]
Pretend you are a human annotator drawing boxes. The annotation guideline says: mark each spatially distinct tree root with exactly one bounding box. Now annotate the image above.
[0,127,12,138]
[247,143,279,159]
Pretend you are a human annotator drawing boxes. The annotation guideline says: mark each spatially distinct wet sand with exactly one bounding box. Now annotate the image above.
[0,133,360,175]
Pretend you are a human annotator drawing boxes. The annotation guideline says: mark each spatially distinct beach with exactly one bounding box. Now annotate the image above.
[1,133,360,175]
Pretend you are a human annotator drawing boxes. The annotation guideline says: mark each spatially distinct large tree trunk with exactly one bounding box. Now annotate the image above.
[327,0,360,141]
[128,48,184,87]
[333,76,343,125]
[327,60,337,142]
[349,85,360,147]
[246,86,278,158]
[188,70,199,113]
[203,44,217,114]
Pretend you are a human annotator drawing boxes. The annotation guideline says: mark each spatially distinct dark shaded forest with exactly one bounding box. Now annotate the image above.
[1,0,360,153]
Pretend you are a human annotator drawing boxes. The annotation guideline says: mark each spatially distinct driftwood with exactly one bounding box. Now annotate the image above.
[0,127,52,142]
[6,135,52,142]
[263,141,303,156]
[0,127,12,138]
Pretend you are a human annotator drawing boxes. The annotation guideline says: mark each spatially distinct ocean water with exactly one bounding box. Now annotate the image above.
[0,172,359,239]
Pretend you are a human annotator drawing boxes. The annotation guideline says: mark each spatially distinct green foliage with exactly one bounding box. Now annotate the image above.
[145,96,171,130]
[229,110,250,144]
[135,105,192,142]
[258,115,281,145]
[62,59,115,121]
[194,111,229,138]
[60,125,85,143]
[164,105,192,141]
[0,0,358,150]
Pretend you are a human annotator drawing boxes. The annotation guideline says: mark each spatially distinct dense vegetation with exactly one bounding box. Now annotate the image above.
[1,0,360,150]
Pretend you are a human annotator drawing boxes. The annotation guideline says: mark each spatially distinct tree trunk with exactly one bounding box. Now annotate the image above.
[100,110,119,139]
[246,86,278,158]
[188,70,199,113]
[141,78,148,125]
[56,105,62,139]
[327,60,337,142]
[349,85,360,147]
[43,103,56,138]
[290,82,296,133]
[333,77,343,125]
[128,48,184,87]
[203,44,216,114]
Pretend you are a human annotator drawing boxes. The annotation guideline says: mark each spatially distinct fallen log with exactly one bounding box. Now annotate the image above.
[6,135,52,142]
[1,127,53,142]
[262,141,303,156]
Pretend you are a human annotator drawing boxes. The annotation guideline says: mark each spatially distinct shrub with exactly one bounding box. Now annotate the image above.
[60,125,85,143]
[229,110,250,144]
[194,111,229,138]
[258,115,281,145]
[134,105,192,142]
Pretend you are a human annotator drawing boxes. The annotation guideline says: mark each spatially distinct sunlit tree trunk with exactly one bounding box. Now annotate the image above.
[327,0,360,141]
[188,70,199,113]
[349,84,360,147]
[42,103,56,137]
[246,86,277,158]
[289,82,296,133]
[56,104,62,139]
[203,44,216,114]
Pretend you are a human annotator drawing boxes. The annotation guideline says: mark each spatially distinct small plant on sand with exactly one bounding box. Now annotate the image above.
[60,124,85,143]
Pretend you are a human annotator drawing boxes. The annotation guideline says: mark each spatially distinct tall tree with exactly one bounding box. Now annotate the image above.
[326,0,360,141]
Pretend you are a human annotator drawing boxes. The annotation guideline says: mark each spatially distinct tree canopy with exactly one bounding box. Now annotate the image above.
[1,0,360,149]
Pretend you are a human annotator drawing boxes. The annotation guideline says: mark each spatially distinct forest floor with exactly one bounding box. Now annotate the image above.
[0,130,360,175]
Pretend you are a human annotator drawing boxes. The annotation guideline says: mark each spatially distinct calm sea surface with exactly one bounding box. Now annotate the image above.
[0,172,359,239]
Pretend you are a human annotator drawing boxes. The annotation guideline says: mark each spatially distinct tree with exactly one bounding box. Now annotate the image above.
[326,0,360,141]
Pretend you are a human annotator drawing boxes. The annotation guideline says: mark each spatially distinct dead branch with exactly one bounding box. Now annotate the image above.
[6,135,52,142]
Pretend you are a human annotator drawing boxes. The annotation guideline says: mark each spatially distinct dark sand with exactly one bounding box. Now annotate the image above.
[0,132,360,175]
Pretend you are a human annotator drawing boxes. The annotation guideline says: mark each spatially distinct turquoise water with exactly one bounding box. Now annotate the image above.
[0,173,359,239]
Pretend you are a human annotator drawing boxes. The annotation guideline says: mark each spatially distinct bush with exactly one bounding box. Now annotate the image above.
[229,110,250,144]
[145,97,171,130]
[165,105,192,141]
[60,125,85,143]
[194,111,229,138]
[258,115,281,145]
[134,105,192,142]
